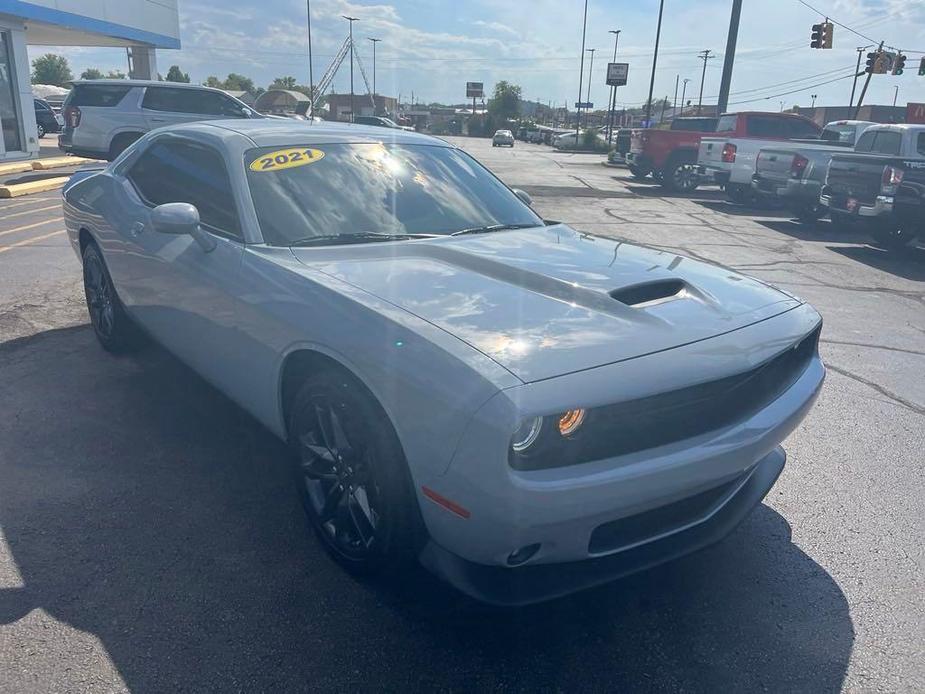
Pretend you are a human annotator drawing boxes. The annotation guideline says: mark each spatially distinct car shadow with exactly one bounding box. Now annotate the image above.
[0,326,854,692]
[827,244,925,280]
[756,218,874,244]
[624,184,726,200]
[694,199,790,217]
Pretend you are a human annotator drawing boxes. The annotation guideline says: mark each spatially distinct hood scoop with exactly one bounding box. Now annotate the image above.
[610,279,690,308]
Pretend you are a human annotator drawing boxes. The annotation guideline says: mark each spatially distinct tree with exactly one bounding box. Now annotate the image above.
[165,65,190,83]
[80,68,104,80]
[270,76,297,90]
[204,75,223,88]
[105,69,126,80]
[223,73,255,93]
[488,81,521,121]
[31,54,73,86]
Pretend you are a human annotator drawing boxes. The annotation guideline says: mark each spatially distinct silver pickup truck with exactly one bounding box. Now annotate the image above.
[750,120,876,221]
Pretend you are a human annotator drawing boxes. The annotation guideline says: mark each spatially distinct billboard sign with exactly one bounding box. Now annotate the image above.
[606,62,629,87]
[466,82,484,98]
[575,102,594,109]
[906,102,925,124]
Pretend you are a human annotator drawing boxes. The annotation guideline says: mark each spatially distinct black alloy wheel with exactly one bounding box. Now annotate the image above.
[628,165,650,180]
[37,123,45,138]
[288,372,421,573]
[82,242,138,352]
[663,155,700,193]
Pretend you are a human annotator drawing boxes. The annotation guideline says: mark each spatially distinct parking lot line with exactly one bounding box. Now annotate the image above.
[0,196,60,210]
[0,228,65,254]
[0,217,63,239]
[0,204,61,221]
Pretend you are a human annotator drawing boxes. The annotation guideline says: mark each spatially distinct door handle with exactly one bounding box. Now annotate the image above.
[150,118,167,123]
[130,221,145,237]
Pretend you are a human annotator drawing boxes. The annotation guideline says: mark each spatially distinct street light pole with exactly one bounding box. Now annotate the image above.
[697,49,713,114]
[368,37,381,113]
[607,29,620,146]
[893,85,899,107]
[811,93,817,108]
[575,0,589,143]
[306,0,314,116]
[672,74,679,117]
[342,15,358,121]
[585,48,595,106]
[680,78,690,115]
[644,0,665,125]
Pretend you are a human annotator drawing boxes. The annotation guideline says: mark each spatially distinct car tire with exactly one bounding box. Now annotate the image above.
[287,369,424,576]
[108,133,142,161]
[662,152,700,193]
[628,165,650,180]
[793,202,825,223]
[726,183,753,205]
[36,123,45,139]
[870,225,917,251]
[82,241,141,353]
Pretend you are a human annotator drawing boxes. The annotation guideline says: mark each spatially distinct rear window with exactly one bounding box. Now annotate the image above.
[821,125,860,144]
[745,116,819,139]
[715,115,738,133]
[68,84,132,107]
[671,118,717,132]
[871,131,901,155]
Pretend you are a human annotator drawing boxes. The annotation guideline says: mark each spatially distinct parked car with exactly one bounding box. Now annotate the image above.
[58,80,262,160]
[820,124,925,249]
[34,97,63,138]
[492,129,515,147]
[626,117,718,192]
[751,121,879,221]
[354,115,413,131]
[63,120,823,606]
[697,113,822,203]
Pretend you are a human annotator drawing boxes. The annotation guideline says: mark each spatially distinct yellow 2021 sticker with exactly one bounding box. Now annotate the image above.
[249,147,325,172]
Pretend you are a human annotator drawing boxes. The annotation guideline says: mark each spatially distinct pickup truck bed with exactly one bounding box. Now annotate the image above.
[821,154,925,248]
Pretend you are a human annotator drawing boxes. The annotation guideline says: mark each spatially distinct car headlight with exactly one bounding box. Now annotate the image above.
[557,409,586,436]
[511,417,543,452]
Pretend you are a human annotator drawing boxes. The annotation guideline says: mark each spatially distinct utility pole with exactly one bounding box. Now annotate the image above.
[849,46,869,108]
[716,0,743,114]
[697,49,713,114]
[342,15,358,121]
[607,29,620,146]
[855,41,883,118]
[680,78,690,115]
[368,37,381,113]
[644,0,666,125]
[659,95,669,123]
[672,74,679,117]
[307,0,314,116]
[575,0,589,143]
[893,85,899,107]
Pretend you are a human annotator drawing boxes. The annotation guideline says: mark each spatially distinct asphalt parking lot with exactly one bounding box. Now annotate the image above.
[0,136,922,692]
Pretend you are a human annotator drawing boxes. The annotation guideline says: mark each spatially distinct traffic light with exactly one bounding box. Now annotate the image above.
[866,51,880,73]
[810,23,823,49]
[892,53,906,75]
[821,22,834,49]
[919,57,925,76]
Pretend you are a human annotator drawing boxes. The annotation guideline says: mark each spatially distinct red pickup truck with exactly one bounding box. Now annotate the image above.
[627,112,820,193]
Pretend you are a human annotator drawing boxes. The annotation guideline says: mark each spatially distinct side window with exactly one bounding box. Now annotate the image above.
[141,87,188,113]
[70,85,132,107]
[854,130,876,152]
[782,119,820,139]
[871,131,901,155]
[917,133,925,157]
[126,140,242,239]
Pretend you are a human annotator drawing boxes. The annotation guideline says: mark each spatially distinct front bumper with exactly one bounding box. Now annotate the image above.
[420,446,785,606]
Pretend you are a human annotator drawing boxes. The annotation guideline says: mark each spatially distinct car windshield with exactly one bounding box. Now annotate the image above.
[245,143,543,246]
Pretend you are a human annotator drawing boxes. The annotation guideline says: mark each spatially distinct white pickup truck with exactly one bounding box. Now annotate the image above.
[697,112,822,203]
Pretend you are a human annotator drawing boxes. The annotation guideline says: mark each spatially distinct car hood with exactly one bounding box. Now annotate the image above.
[290,225,801,383]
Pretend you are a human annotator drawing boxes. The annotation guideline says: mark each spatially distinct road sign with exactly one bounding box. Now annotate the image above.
[466,82,483,98]
[575,102,594,109]
[907,102,925,125]
[606,62,629,87]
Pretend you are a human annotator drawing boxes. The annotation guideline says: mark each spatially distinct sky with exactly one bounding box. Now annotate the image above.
[30,0,925,111]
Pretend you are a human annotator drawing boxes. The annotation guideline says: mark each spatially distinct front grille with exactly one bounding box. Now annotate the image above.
[588,473,746,554]
[510,325,820,471]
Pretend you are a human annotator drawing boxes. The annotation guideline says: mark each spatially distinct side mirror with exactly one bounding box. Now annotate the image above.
[150,203,216,252]
[512,188,533,207]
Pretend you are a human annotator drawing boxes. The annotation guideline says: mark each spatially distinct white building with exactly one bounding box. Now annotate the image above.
[0,1,180,161]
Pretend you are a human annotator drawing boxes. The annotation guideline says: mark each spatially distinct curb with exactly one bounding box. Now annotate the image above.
[0,176,70,199]
[0,156,95,177]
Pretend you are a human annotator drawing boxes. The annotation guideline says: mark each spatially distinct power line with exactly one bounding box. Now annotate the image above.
[794,0,924,53]
[727,71,856,105]
[704,63,856,99]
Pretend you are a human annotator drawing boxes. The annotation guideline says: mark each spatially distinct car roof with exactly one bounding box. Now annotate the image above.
[175,119,451,147]
[71,79,225,92]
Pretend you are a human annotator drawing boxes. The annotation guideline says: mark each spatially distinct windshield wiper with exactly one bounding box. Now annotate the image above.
[450,223,538,237]
[290,231,440,247]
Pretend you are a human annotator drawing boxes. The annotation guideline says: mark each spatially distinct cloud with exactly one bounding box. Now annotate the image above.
[472,20,519,38]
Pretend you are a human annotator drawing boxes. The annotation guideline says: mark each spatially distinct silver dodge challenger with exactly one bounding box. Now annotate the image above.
[63,121,825,605]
